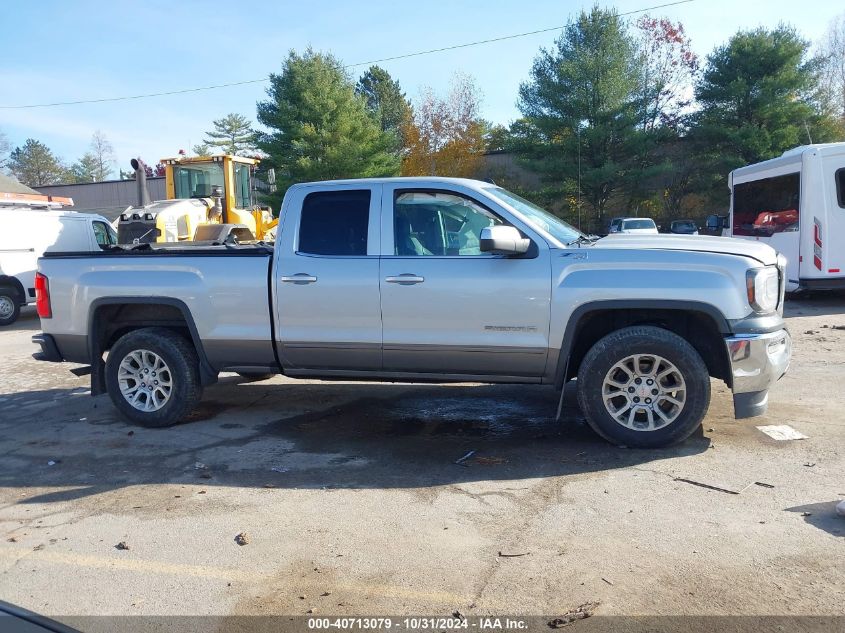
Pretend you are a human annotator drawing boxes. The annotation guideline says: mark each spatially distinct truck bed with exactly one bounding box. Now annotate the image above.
[38,245,276,371]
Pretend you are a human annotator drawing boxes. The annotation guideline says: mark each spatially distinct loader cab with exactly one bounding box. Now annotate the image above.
[117,154,276,245]
[163,154,275,241]
[164,155,257,226]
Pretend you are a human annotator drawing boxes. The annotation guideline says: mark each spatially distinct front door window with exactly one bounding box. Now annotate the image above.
[393,191,502,256]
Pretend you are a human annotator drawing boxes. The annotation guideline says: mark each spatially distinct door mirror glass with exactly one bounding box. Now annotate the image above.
[479,225,530,255]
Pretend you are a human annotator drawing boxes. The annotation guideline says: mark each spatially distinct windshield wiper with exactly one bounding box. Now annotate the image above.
[566,234,600,246]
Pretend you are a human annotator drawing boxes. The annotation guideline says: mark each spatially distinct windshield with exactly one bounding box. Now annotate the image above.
[173,162,225,199]
[673,221,696,231]
[484,186,582,244]
[623,219,656,230]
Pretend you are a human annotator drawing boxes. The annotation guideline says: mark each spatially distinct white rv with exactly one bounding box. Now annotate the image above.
[727,143,845,292]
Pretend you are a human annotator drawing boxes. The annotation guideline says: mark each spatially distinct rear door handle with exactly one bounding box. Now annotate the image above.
[385,274,425,285]
[281,273,317,284]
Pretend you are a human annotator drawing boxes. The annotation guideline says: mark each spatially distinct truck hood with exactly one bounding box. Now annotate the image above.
[593,234,779,266]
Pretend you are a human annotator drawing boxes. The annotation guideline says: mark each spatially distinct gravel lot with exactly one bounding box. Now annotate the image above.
[0,300,842,626]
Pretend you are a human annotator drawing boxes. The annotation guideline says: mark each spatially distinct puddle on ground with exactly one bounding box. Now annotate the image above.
[264,385,566,444]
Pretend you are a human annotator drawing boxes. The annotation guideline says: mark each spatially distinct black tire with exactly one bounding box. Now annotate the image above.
[576,325,711,448]
[0,288,21,326]
[236,371,276,381]
[105,327,202,428]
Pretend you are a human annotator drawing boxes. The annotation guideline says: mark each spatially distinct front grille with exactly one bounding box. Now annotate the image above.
[118,220,157,244]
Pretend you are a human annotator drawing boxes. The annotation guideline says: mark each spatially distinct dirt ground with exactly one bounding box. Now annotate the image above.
[0,299,843,627]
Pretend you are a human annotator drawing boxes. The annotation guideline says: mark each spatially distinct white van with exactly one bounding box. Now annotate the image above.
[0,209,117,325]
[727,143,845,292]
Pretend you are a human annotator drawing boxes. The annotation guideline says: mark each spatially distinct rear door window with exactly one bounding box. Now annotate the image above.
[298,190,371,256]
[836,168,845,209]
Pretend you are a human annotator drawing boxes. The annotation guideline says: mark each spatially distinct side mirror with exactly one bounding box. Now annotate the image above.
[480,225,530,255]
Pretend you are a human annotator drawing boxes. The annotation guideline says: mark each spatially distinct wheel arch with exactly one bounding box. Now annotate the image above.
[88,297,217,395]
[555,300,732,389]
[0,275,26,305]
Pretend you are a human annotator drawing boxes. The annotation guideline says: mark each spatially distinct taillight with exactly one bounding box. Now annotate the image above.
[35,272,51,318]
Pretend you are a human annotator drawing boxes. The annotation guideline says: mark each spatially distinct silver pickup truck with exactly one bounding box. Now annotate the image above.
[32,177,791,447]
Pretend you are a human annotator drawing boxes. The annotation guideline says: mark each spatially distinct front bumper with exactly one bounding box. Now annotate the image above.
[725,329,791,418]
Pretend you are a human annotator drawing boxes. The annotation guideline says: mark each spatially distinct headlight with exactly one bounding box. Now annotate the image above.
[746,267,779,313]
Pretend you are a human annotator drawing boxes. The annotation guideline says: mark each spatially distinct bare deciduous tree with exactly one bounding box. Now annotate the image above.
[0,129,11,172]
[635,15,699,131]
[89,130,116,181]
[819,13,845,121]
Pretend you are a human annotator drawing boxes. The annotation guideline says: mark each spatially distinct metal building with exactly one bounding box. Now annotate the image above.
[35,177,167,221]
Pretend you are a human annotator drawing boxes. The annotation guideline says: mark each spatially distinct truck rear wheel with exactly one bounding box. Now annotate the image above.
[105,327,202,428]
[576,326,711,448]
[0,288,21,326]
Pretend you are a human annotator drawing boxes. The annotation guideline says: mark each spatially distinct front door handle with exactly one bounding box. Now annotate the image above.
[281,273,318,284]
[385,274,425,285]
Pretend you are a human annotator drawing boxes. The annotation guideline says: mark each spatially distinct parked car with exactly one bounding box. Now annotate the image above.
[0,208,117,325]
[669,220,699,235]
[33,177,791,448]
[612,217,659,235]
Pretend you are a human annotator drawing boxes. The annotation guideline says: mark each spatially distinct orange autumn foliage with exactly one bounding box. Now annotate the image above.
[400,74,485,178]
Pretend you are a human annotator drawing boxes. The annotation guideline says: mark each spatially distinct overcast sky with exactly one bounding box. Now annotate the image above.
[1,0,841,173]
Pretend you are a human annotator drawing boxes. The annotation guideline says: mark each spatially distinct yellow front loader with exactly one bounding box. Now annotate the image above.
[117,154,276,244]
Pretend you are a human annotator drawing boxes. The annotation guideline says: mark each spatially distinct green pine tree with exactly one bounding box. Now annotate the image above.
[202,113,257,156]
[514,6,651,232]
[9,139,68,186]
[356,65,411,148]
[70,153,100,183]
[690,26,844,199]
[256,49,400,200]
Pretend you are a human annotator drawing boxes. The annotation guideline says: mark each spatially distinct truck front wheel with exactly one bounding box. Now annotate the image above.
[576,326,711,448]
[105,327,202,428]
